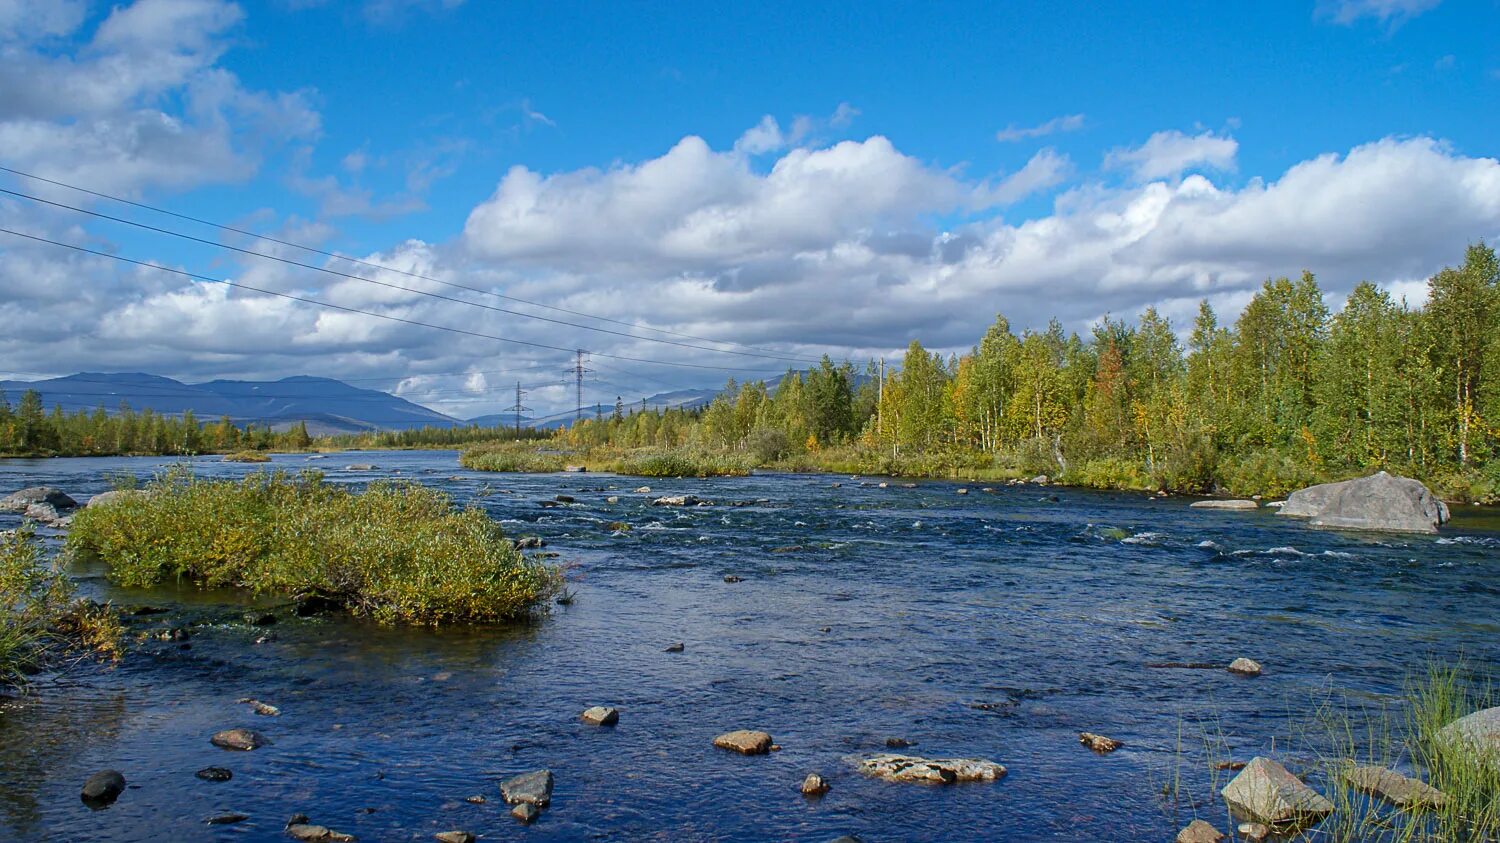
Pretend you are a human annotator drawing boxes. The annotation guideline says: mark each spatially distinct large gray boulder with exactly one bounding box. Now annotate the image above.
[1220,757,1333,829]
[1277,471,1449,534]
[1,486,77,513]
[1439,706,1500,764]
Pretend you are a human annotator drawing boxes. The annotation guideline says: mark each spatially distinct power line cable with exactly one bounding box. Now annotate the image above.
[0,227,788,378]
[0,186,822,366]
[0,167,822,362]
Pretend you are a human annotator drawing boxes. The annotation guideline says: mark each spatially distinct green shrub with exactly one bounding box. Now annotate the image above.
[1217,449,1321,498]
[223,450,271,463]
[609,447,754,477]
[1,527,121,689]
[459,442,569,473]
[66,467,561,625]
[1067,457,1151,491]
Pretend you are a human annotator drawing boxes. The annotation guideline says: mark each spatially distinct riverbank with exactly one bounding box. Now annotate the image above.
[460,441,1500,507]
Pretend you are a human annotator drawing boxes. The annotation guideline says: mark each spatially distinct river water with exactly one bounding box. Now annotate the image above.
[1,451,1497,842]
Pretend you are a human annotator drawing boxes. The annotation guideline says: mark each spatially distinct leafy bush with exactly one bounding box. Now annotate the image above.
[609,447,754,477]
[223,450,271,463]
[1217,449,1321,498]
[459,442,569,473]
[66,467,561,625]
[1067,457,1151,491]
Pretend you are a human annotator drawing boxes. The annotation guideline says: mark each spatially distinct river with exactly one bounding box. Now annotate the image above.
[1,451,1497,842]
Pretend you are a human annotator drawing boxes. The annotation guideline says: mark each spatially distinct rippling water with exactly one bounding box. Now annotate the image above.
[1,451,1497,842]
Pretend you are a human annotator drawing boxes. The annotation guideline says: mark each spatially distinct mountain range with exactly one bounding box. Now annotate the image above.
[0,372,721,436]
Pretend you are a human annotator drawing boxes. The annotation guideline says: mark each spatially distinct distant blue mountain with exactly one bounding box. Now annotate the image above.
[0,372,461,435]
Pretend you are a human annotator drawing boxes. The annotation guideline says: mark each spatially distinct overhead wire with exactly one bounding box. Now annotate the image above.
[0,227,787,377]
[0,168,823,363]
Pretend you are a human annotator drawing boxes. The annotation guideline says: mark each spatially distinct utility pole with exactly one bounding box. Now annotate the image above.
[569,349,592,424]
[508,382,530,440]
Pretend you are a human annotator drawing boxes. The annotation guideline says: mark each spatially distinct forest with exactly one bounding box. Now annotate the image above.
[558,243,1500,500]
[3,243,1497,501]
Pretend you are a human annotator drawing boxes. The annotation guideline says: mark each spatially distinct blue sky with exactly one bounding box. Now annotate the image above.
[1,0,1498,417]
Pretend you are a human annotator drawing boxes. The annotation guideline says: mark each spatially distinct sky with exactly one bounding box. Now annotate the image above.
[1,0,1498,419]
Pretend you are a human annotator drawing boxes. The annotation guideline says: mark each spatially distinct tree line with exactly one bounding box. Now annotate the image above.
[562,243,1500,499]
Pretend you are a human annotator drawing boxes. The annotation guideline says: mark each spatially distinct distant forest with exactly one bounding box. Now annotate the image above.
[3,243,1496,501]
[560,243,1500,500]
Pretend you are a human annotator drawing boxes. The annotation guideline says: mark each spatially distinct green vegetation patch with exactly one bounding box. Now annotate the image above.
[66,467,561,625]
[1,527,122,690]
[459,442,569,473]
[222,450,272,463]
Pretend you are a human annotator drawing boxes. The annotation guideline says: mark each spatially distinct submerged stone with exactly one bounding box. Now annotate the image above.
[211,728,269,751]
[81,770,125,805]
[1175,819,1225,843]
[1340,765,1449,810]
[500,769,553,807]
[581,706,619,726]
[713,730,773,755]
[854,753,1006,784]
[195,766,233,782]
[1228,657,1263,676]
[801,773,830,795]
[1079,732,1122,753]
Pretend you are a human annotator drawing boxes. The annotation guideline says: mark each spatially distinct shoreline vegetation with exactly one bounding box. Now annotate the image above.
[2,244,1498,504]
[464,244,1499,504]
[0,526,122,692]
[1167,662,1499,842]
[65,467,561,626]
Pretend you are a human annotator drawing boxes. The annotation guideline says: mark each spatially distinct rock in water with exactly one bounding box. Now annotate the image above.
[206,813,249,825]
[1079,732,1122,753]
[24,501,72,525]
[580,706,619,726]
[500,769,554,807]
[1228,657,1263,676]
[286,824,355,841]
[1219,757,1333,829]
[435,832,476,843]
[1237,823,1270,842]
[801,773,830,795]
[1438,706,1500,764]
[1340,765,1449,809]
[1,486,77,512]
[211,728,269,751]
[1189,499,1259,510]
[1175,819,1225,843]
[511,802,540,823]
[854,754,1006,784]
[1278,471,1449,533]
[713,730,774,755]
[652,495,705,507]
[664,642,685,652]
[195,766,233,782]
[81,770,126,805]
[86,489,146,508]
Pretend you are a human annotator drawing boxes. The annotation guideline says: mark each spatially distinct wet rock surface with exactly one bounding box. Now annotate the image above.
[211,728,269,751]
[1220,757,1333,829]
[854,754,1007,784]
[500,769,553,807]
[713,730,774,755]
[1340,765,1449,809]
[80,770,125,806]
